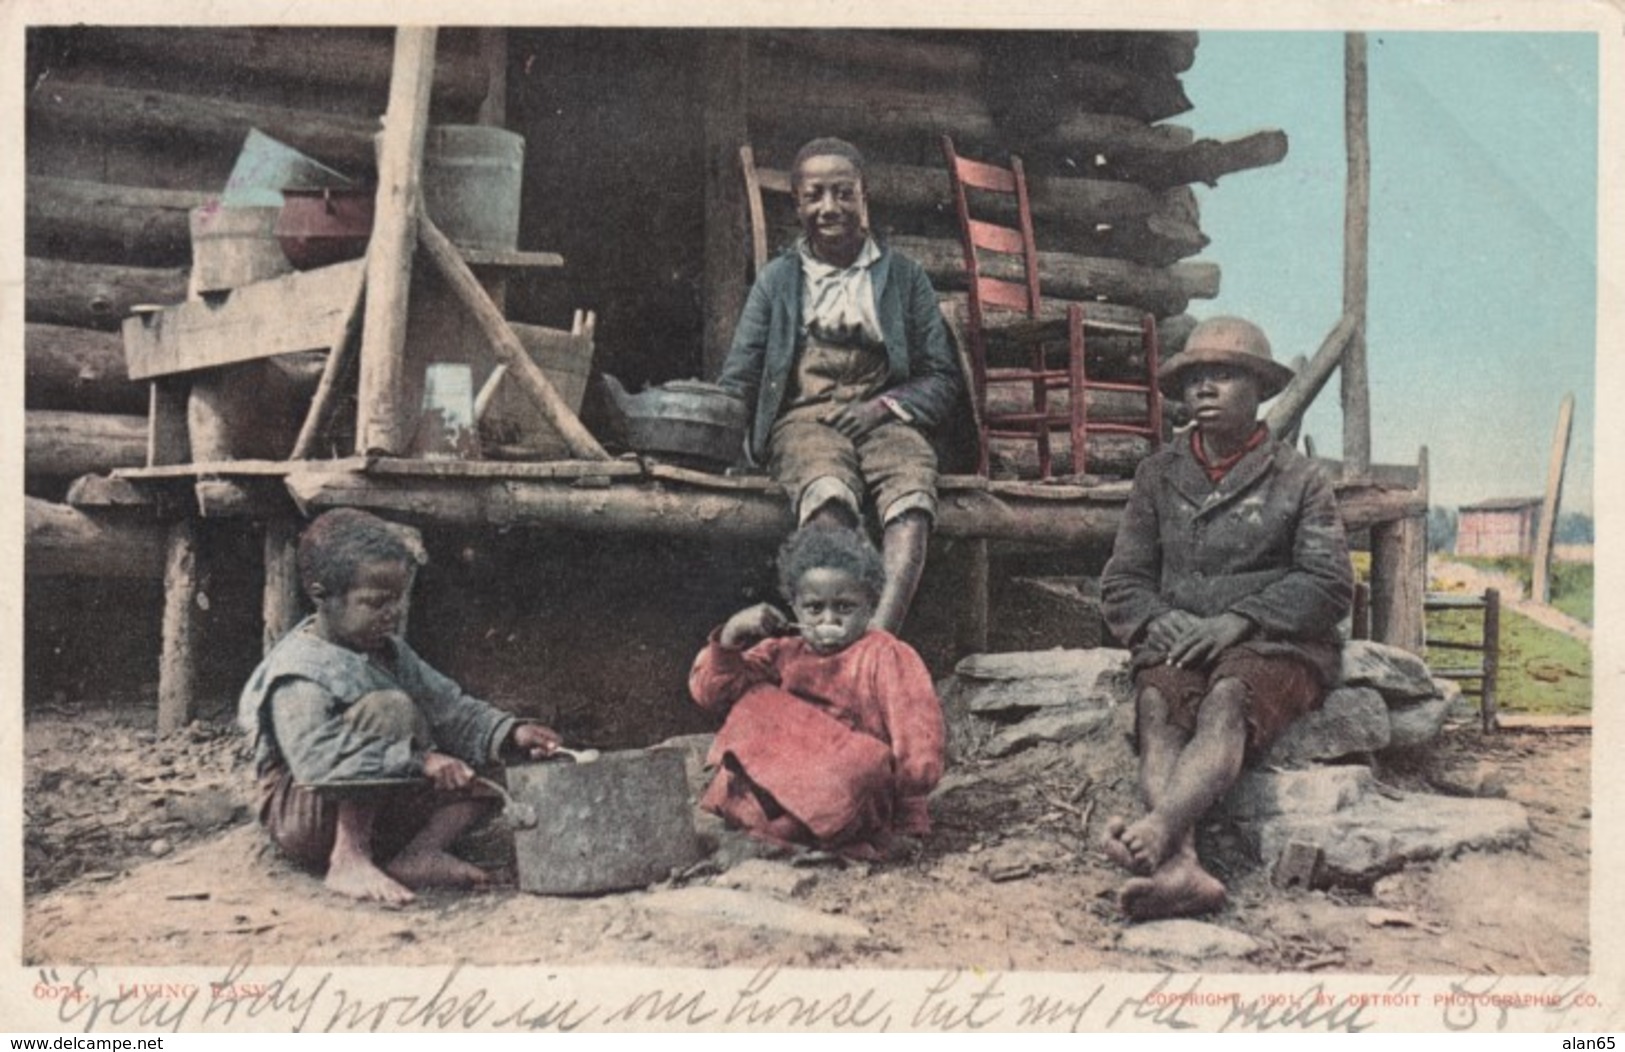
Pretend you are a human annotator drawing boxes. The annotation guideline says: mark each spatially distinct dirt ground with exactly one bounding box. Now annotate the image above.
[22,700,1589,975]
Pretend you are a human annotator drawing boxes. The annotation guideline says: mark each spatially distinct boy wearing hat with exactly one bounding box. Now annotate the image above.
[1099,316,1353,920]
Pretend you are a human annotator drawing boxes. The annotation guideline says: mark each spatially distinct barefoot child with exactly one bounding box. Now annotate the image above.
[689,524,946,860]
[1099,317,1353,920]
[718,137,963,632]
[239,509,562,905]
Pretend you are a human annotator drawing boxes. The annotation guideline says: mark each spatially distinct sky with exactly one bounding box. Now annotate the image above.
[1182,32,1598,515]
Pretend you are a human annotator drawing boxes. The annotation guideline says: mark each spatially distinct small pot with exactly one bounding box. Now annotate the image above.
[275,187,374,270]
[601,375,747,469]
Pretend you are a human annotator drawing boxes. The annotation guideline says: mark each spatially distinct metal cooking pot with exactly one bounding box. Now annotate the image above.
[275,187,374,270]
[601,375,747,469]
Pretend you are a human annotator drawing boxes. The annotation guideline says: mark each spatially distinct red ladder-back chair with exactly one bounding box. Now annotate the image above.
[940,134,1163,478]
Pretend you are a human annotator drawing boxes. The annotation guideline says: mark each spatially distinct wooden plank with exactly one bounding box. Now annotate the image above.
[147,379,191,467]
[263,518,305,654]
[366,458,642,479]
[120,259,366,380]
[1530,393,1575,603]
[158,520,202,733]
[356,27,439,456]
[1370,513,1426,655]
[459,248,565,269]
[119,458,354,480]
[1341,33,1372,476]
[25,497,166,578]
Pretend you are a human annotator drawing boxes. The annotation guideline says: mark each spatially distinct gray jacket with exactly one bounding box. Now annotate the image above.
[1101,433,1354,683]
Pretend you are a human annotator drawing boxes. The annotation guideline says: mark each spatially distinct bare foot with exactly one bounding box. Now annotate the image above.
[1118,813,1178,875]
[1119,852,1227,921]
[325,857,416,906]
[386,849,492,890]
[1101,817,1138,872]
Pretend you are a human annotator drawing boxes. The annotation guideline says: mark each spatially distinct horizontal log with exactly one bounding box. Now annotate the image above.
[1102,130,1291,190]
[71,27,488,110]
[26,410,149,479]
[984,385,1158,423]
[26,257,188,331]
[122,258,365,379]
[988,431,1152,480]
[26,177,208,266]
[755,29,981,81]
[893,234,1218,316]
[25,323,146,414]
[25,497,167,579]
[27,80,379,174]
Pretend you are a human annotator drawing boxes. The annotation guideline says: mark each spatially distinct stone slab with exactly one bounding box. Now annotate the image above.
[954,648,1132,716]
[714,859,817,898]
[1340,640,1439,701]
[1384,693,1453,750]
[1263,686,1390,767]
[985,703,1117,757]
[1118,919,1258,959]
[638,887,871,939]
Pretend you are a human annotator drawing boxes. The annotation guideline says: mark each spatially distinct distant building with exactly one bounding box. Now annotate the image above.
[1455,498,1542,558]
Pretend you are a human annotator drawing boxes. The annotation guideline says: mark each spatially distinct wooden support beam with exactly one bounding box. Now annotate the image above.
[27,257,188,331]
[25,497,165,579]
[952,539,990,658]
[419,215,611,460]
[291,273,368,459]
[158,520,202,734]
[1341,33,1372,476]
[1530,393,1575,604]
[26,410,148,478]
[26,323,145,414]
[1370,512,1426,655]
[120,258,366,380]
[1264,312,1358,440]
[26,177,207,266]
[148,379,191,467]
[356,27,438,455]
[702,32,750,380]
[263,518,304,654]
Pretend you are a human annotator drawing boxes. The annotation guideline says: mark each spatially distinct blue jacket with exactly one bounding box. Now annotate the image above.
[718,241,963,464]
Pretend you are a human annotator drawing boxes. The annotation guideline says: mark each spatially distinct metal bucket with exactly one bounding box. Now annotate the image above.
[222,128,352,208]
[422,125,524,251]
[188,203,291,295]
[507,748,702,895]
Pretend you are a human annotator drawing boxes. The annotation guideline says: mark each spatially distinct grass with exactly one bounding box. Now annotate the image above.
[1426,604,1590,717]
[1452,555,1594,625]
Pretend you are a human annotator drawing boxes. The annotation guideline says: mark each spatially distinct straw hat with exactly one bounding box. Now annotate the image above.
[1158,316,1296,400]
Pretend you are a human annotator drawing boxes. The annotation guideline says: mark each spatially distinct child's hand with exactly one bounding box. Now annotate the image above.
[511,722,563,760]
[422,751,476,791]
[719,603,790,650]
[822,399,890,440]
[1165,612,1255,669]
[1146,609,1200,650]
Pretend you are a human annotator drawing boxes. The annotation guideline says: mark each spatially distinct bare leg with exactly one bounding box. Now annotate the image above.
[874,509,930,633]
[324,800,415,905]
[385,798,495,889]
[1103,686,1189,872]
[1116,677,1249,877]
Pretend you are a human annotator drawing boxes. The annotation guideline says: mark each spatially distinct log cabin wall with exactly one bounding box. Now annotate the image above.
[23,26,1289,734]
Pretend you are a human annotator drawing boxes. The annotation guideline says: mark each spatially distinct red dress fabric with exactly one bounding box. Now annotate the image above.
[689,629,945,858]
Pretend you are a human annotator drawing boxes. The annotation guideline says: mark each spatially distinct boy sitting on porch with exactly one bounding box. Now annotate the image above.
[1099,316,1354,920]
[689,523,945,860]
[239,508,562,905]
[718,136,963,632]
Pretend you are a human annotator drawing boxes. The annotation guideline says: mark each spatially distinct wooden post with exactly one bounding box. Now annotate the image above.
[356,27,438,455]
[1340,32,1372,477]
[262,518,304,654]
[1530,393,1574,604]
[476,29,507,127]
[1370,513,1426,655]
[1481,588,1501,732]
[147,379,191,467]
[952,539,990,658]
[701,32,750,380]
[158,520,202,734]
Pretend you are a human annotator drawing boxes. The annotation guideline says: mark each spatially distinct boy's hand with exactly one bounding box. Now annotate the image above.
[511,722,563,760]
[422,751,475,791]
[1165,612,1254,669]
[822,399,890,440]
[1146,609,1200,650]
[719,603,790,650]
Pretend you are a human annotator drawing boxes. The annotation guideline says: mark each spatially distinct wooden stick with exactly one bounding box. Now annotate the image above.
[1264,312,1358,439]
[291,271,367,459]
[1341,33,1372,476]
[418,215,611,460]
[158,520,202,734]
[262,518,304,654]
[1529,393,1574,604]
[356,27,438,456]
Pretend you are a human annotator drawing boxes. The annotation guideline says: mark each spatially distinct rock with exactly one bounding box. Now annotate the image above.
[148,838,172,858]
[1263,687,1390,767]
[979,836,1073,882]
[637,887,871,939]
[1340,641,1438,701]
[653,733,716,802]
[953,649,1132,717]
[985,704,1116,757]
[166,787,242,832]
[1383,693,1453,750]
[1118,919,1258,959]
[1431,761,1508,799]
[1436,678,1478,722]
[1228,766,1530,885]
[714,859,816,898]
